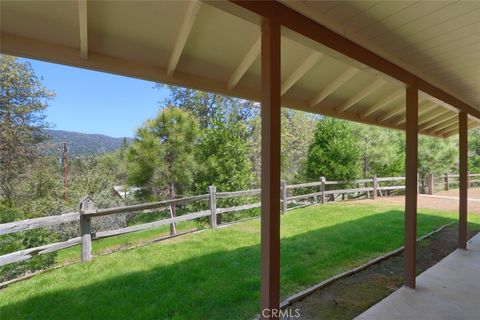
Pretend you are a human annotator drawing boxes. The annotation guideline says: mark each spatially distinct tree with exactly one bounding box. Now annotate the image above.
[281,109,317,182]
[247,109,317,185]
[194,121,254,223]
[127,107,199,200]
[158,85,259,129]
[301,117,361,182]
[418,135,457,177]
[352,124,405,178]
[468,128,480,173]
[0,55,54,206]
[194,122,253,222]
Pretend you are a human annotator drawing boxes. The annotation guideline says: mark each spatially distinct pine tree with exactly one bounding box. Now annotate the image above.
[127,107,199,199]
[301,117,361,182]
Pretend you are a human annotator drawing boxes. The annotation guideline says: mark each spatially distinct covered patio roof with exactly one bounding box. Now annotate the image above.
[1,1,479,318]
[1,0,479,137]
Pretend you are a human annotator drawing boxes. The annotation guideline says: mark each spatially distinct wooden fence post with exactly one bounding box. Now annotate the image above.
[281,180,287,214]
[467,171,471,189]
[209,185,217,228]
[417,172,421,194]
[168,184,177,235]
[320,177,326,204]
[427,173,434,195]
[444,173,449,191]
[80,196,94,263]
[372,175,378,200]
[168,205,177,235]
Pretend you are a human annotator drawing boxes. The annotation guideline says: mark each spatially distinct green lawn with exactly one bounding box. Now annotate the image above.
[1,203,479,320]
[56,220,204,264]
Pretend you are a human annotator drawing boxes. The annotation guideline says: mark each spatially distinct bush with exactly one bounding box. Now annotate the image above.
[0,205,57,282]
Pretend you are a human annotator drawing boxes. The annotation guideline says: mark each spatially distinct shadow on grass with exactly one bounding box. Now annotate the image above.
[0,210,462,320]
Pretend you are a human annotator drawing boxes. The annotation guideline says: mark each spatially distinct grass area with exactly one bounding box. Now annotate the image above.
[56,206,263,264]
[56,220,203,264]
[1,203,479,319]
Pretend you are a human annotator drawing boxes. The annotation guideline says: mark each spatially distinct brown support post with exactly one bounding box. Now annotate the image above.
[260,17,281,319]
[459,112,468,250]
[404,85,418,289]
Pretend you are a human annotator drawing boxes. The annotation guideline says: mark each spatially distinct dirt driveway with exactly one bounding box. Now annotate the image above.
[360,188,480,214]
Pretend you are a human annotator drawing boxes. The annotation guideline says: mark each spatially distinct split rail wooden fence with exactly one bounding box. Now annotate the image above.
[1,173,475,267]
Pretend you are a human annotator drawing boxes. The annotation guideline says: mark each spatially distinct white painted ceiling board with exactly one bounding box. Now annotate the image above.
[361,1,453,41]
[374,3,479,47]
[1,1,78,49]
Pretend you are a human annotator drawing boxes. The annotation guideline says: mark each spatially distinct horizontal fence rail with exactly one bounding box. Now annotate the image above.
[0,172,470,267]
[93,210,212,240]
[0,212,79,236]
[216,189,261,198]
[82,194,210,217]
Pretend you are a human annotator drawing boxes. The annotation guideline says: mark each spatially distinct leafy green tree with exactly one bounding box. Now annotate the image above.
[281,109,317,182]
[194,122,254,223]
[469,128,480,173]
[127,107,199,200]
[159,85,258,129]
[247,109,317,185]
[301,117,361,182]
[246,115,261,185]
[0,55,54,206]
[195,123,252,193]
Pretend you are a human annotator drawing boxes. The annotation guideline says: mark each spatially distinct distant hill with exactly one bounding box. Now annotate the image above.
[42,129,133,156]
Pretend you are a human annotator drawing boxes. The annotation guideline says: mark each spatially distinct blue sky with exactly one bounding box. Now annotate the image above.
[23,58,170,138]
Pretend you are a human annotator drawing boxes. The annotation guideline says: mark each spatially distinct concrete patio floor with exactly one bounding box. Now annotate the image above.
[355,233,480,320]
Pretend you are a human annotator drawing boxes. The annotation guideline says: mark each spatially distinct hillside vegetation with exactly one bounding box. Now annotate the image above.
[42,129,132,156]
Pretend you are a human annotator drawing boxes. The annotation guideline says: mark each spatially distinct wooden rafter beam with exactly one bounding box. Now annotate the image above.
[337,79,385,113]
[166,0,201,76]
[228,34,261,89]
[309,66,358,108]
[428,117,459,134]
[419,112,457,132]
[377,104,404,122]
[360,90,403,119]
[229,1,480,122]
[78,0,88,59]
[281,51,322,95]
[439,123,461,136]
[418,108,450,126]
[443,120,479,136]
[394,101,436,126]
